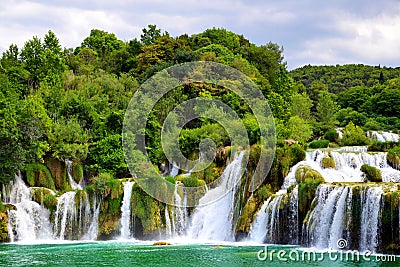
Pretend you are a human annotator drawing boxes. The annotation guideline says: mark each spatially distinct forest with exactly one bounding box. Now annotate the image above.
[0,25,399,187]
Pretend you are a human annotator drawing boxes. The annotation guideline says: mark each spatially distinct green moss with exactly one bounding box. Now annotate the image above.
[360,164,382,182]
[321,156,336,169]
[295,166,325,184]
[236,197,258,233]
[45,158,69,191]
[256,185,270,201]
[0,212,8,242]
[43,194,58,211]
[131,183,162,235]
[164,175,175,184]
[25,163,55,190]
[387,147,400,170]
[182,176,199,187]
[72,164,84,183]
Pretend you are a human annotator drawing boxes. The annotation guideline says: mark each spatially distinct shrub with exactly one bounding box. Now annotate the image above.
[92,173,114,195]
[72,164,84,183]
[387,147,400,170]
[309,140,329,149]
[324,129,339,143]
[321,156,336,169]
[368,141,399,152]
[341,122,369,146]
[182,176,198,187]
[165,175,175,184]
[360,164,382,182]
[25,163,55,190]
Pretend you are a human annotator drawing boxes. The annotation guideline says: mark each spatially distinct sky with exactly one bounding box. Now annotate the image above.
[1,0,400,70]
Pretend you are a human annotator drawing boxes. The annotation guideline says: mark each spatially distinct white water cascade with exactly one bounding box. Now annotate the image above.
[304,184,383,252]
[248,186,299,244]
[171,182,188,237]
[120,181,134,239]
[186,152,244,241]
[282,149,400,189]
[65,159,82,190]
[248,198,272,243]
[368,131,399,142]
[53,191,101,240]
[3,174,53,242]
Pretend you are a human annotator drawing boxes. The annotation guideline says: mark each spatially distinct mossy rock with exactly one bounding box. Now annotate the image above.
[72,163,84,184]
[295,166,325,184]
[321,156,336,169]
[30,187,57,211]
[26,163,55,190]
[0,212,9,242]
[45,158,69,191]
[130,184,162,235]
[236,197,258,233]
[387,147,400,170]
[360,164,382,182]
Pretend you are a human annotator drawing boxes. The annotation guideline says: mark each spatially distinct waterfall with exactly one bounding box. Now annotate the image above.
[248,198,272,243]
[65,159,82,190]
[165,206,172,237]
[288,186,299,244]
[5,174,52,242]
[368,131,399,142]
[169,162,179,178]
[54,191,77,240]
[304,184,383,252]
[120,181,134,239]
[186,152,244,241]
[83,195,100,240]
[171,182,188,237]
[359,187,383,252]
[54,191,100,240]
[282,149,400,188]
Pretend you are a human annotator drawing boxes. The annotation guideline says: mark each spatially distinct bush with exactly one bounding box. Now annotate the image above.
[341,122,369,146]
[92,173,114,195]
[165,175,175,184]
[321,156,336,169]
[368,141,399,152]
[387,147,400,170]
[182,176,199,187]
[72,164,84,183]
[360,164,382,182]
[25,163,55,190]
[309,139,330,149]
[324,129,339,143]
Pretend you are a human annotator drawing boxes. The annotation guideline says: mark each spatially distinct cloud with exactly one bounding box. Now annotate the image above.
[0,0,399,70]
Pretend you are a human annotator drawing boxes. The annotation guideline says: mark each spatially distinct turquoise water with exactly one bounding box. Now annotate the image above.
[0,241,398,266]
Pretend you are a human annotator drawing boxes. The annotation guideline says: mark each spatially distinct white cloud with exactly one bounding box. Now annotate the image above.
[1,0,399,70]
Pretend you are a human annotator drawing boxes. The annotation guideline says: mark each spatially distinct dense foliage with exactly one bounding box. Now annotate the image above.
[0,26,399,185]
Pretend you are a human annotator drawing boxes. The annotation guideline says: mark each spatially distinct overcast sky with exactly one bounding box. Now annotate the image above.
[1,0,400,69]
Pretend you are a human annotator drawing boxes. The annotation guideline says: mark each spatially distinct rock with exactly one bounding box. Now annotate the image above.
[153,241,171,246]
[295,166,324,184]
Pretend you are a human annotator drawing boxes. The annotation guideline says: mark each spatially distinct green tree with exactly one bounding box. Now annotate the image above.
[316,91,338,132]
[341,122,369,146]
[290,92,312,120]
[288,116,313,141]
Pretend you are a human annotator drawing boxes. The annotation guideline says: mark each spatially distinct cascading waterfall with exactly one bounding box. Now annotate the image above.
[186,152,244,241]
[248,189,297,244]
[165,206,172,237]
[120,181,134,239]
[65,159,82,190]
[248,198,272,243]
[282,149,400,189]
[4,174,53,242]
[53,191,101,240]
[171,182,188,237]
[304,184,383,252]
[368,131,399,142]
[54,191,77,240]
[359,187,383,252]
